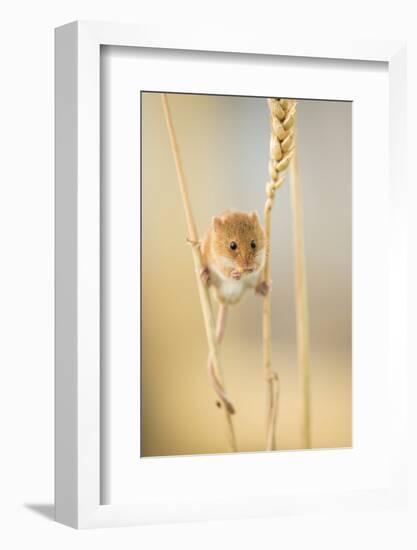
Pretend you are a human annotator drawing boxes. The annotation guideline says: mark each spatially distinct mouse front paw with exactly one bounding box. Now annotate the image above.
[255,280,270,296]
[231,270,241,280]
[200,267,211,286]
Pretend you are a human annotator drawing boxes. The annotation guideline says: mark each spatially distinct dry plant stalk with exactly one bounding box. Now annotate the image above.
[161,93,237,452]
[263,98,296,450]
[289,133,312,448]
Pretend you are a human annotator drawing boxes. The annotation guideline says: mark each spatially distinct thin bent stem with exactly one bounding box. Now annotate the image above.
[161,93,237,452]
[263,186,281,451]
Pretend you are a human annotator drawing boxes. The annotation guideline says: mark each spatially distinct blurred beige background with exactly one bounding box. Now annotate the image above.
[141,92,351,457]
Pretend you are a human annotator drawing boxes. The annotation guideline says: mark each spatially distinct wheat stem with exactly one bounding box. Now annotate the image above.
[263,98,296,451]
[289,130,312,449]
[161,93,237,452]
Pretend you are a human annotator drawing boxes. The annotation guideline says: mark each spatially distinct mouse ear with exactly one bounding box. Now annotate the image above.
[249,210,260,223]
[212,216,223,231]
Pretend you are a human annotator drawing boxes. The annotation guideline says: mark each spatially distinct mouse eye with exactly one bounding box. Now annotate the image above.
[251,240,256,249]
[230,241,237,251]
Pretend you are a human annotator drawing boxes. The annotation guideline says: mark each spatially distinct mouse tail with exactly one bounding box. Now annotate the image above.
[207,305,235,415]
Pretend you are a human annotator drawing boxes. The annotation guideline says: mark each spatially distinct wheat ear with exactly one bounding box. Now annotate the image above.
[289,130,312,448]
[161,94,237,452]
[263,98,296,451]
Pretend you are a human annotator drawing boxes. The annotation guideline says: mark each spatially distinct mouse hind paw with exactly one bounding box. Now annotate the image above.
[200,267,211,286]
[255,280,270,296]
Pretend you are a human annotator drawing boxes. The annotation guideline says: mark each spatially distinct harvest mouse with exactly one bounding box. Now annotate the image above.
[198,210,269,416]
[200,209,269,305]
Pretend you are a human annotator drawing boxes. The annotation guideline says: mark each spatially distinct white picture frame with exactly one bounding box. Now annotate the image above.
[55,21,407,529]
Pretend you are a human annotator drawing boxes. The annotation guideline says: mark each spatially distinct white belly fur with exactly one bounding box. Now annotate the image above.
[213,269,259,305]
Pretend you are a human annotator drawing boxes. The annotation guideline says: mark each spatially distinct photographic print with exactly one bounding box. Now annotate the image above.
[140,92,351,457]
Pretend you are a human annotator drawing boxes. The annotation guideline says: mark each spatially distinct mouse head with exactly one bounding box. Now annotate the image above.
[212,210,266,277]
